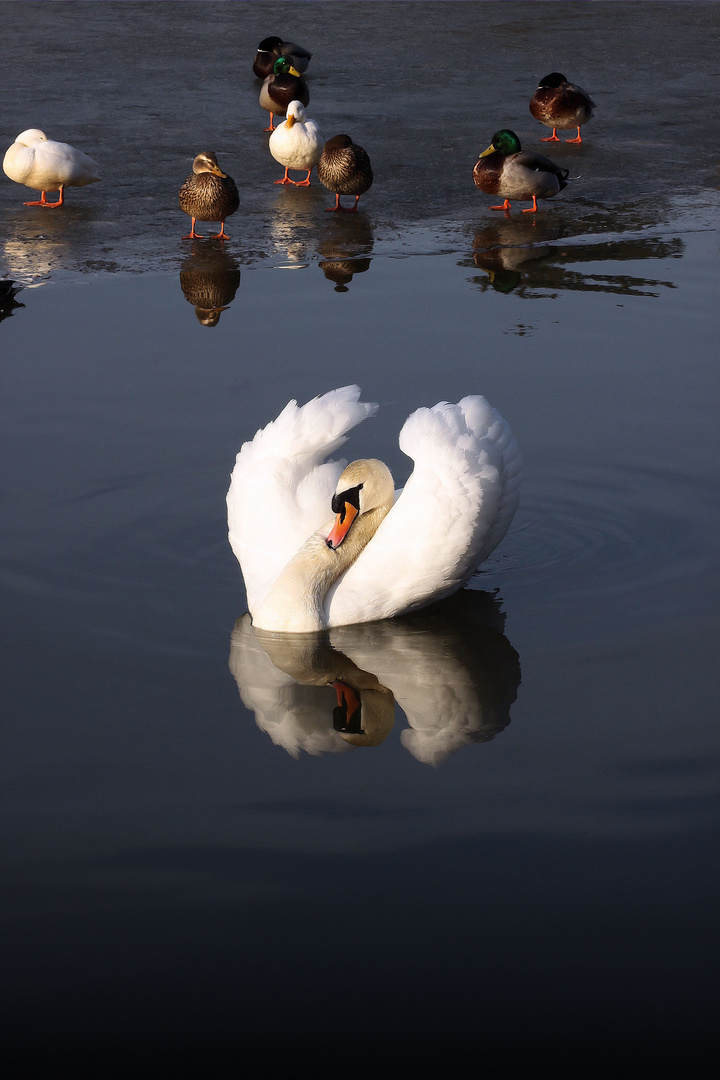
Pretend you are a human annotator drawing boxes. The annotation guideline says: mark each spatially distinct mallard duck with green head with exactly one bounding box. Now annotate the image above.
[317,135,373,213]
[473,129,570,213]
[178,151,240,239]
[259,57,310,132]
[252,36,312,79]
[529,72,595,143]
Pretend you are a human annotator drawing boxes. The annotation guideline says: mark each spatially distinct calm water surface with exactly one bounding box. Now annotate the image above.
[1,3,719,1076]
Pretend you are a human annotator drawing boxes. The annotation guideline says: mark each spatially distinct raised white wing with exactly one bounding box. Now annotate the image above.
[227,385,377,613]
[325,395,521,626]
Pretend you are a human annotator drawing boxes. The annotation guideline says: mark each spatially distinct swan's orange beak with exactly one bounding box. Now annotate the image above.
[326,502,358,549]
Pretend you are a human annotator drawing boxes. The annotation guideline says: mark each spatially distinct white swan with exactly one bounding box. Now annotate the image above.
[268,100,325,186]
[3,128,100,207]
[227,386,521,632]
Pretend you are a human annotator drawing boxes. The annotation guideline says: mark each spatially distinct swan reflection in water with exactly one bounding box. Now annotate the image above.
[179,241,241,326]
[229,589,520,765]
[466,217,682,297]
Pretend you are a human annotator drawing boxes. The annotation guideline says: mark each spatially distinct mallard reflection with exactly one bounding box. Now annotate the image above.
[179,241,241,326]
[229,590,520,765]
[319,256,372,292]
[0,279,24,323]
[468,220,682,297]
[317,214,374,292]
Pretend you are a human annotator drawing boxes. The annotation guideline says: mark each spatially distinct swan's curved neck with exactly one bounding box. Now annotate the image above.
[252,503,390,633]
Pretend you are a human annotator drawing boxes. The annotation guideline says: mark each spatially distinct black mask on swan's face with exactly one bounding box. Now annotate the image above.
[327,484,363,549]
[331,483,363,520]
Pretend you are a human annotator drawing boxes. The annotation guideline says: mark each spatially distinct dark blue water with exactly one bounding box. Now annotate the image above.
[1,3,719,1077]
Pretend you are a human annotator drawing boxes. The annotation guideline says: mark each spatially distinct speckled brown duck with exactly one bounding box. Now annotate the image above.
[259,57,309,132]
[252,36,312,79]
[529,72,595,143]
[178,152,239,240]
[316,135,373,213]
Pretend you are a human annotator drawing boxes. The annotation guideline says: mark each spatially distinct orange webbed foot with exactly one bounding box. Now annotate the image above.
[540,130,560,142]
[521,196,539,213]
[491,199,512,212]
[24,188,64,208]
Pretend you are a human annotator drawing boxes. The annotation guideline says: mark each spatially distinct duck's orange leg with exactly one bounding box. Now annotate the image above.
[565,127,583,143]
[326,194,360,213]
[540,128,560,142]
[491,199,512,211]
[274,167,294,185]
[522,196,539,213]
[263,113,276,132]
[210,221,231,240]
[292,169,312,187]
[182,217,205,239]
[24,186,65,208]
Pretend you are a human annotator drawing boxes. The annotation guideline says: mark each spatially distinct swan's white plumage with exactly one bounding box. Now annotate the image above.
[3,128,100,192]
[227,386,378,614]
[326,395,521,625]
[227,386,521,630]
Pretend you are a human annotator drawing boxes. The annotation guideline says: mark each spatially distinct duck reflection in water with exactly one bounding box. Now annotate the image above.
[229,590,520,765]
[317,213,374,293]
[0,279,24,323]
[179,241,241,326]
[468,218,682,297]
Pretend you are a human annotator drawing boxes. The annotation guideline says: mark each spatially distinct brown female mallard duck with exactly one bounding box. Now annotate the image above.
[529,72,595,143]
[252,36,312,79]
[259,56,309,132]
[316,135,373,213]
[178,152,239,239]
[473,129,570,213]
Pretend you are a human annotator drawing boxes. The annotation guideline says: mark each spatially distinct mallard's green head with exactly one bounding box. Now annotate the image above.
[273,56,301,77]
[480,129,522,158]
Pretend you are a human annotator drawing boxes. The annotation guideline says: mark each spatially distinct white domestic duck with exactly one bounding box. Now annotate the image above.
[3,129,100,207]
[227,386,521,632]
[268,100,325,185]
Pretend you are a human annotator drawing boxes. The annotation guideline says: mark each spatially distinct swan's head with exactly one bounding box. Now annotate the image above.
[326,459,394,550]
[15,129,48,147]
[284,100,307,127]
[191,151,227,178]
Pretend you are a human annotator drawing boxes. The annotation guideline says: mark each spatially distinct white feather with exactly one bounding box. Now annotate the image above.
[227,386,377,614]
